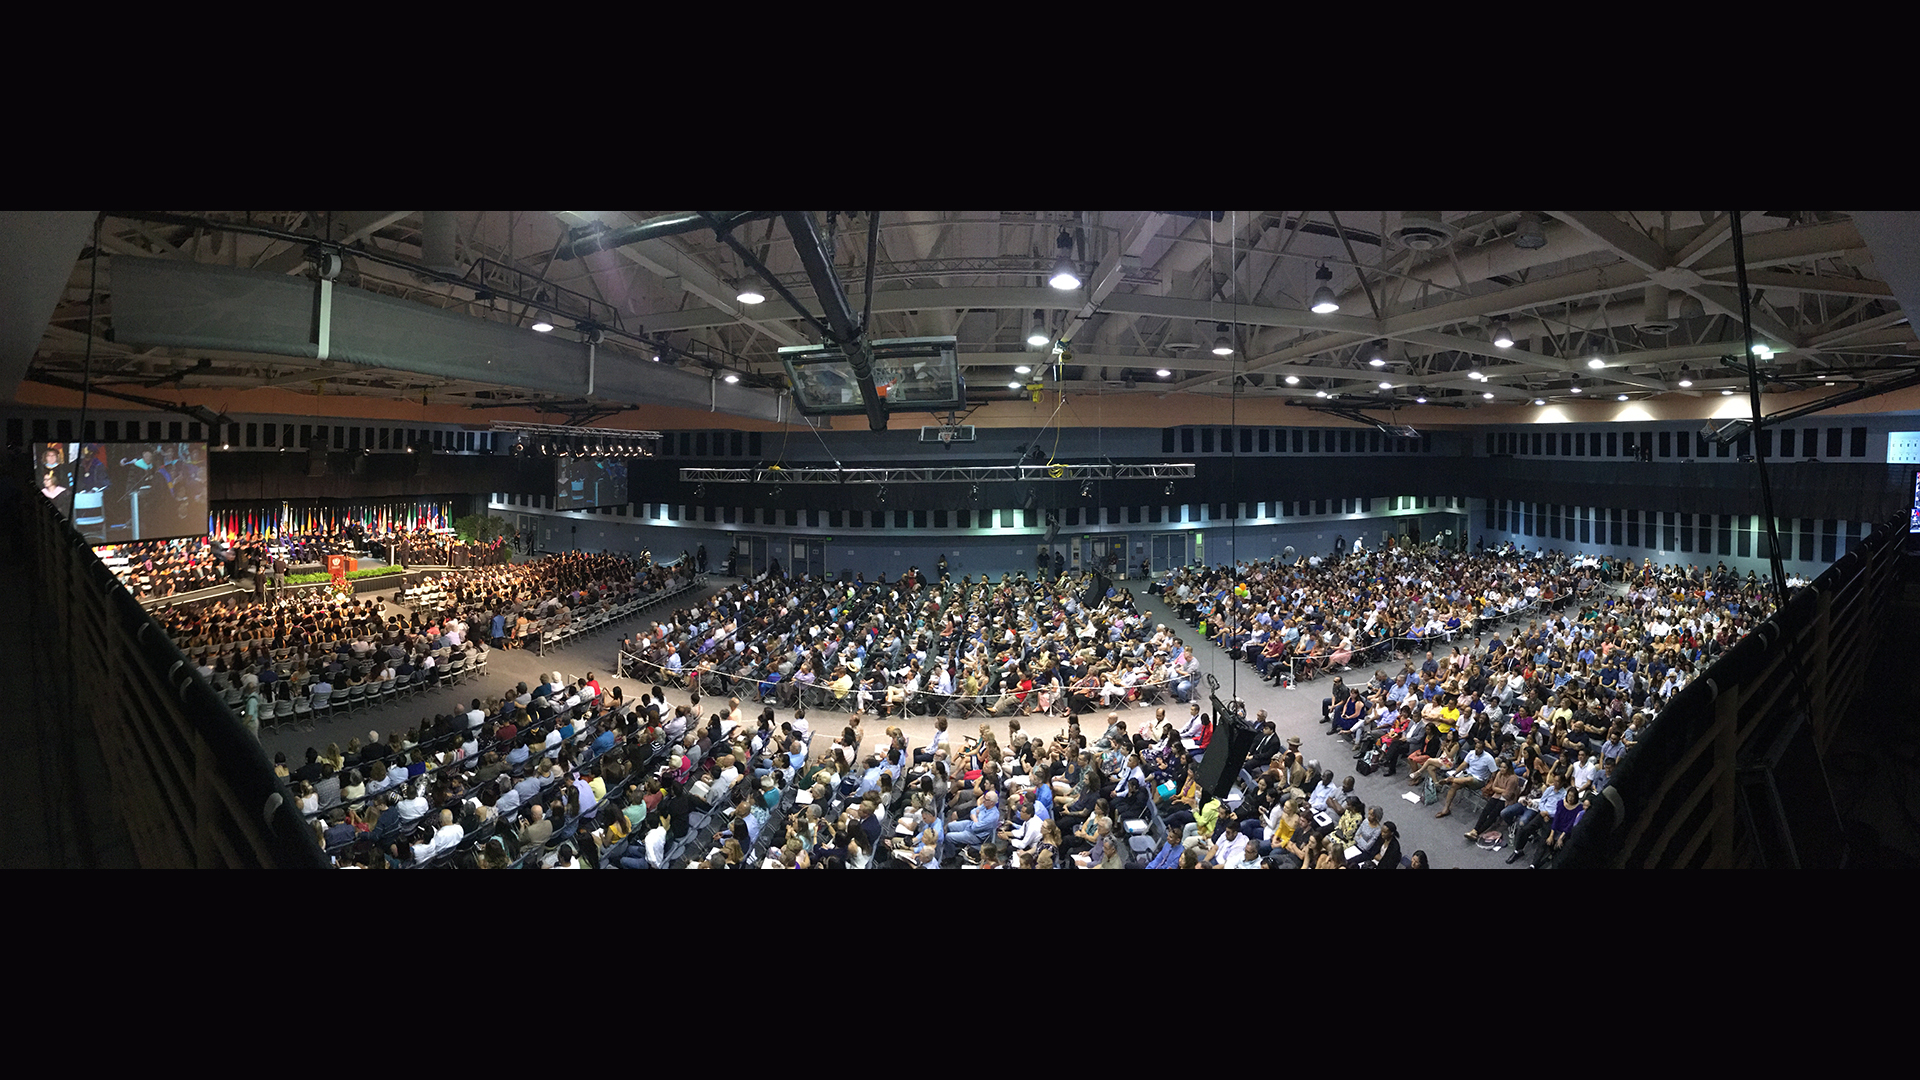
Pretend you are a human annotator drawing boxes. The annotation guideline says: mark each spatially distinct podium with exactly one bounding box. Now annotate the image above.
[327,554,349,592]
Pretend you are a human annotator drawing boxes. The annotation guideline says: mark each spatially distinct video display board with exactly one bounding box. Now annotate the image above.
[38,442,210,542]
[555,456,628,510]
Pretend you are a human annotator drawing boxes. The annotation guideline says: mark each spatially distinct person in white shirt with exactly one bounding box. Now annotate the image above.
[431,809,464,858]
[396,785,429,825]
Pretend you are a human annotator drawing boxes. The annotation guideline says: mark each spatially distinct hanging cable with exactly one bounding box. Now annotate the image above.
[70,213,102,529]
[1228,211,1239,703]
[1731,211,1790,611]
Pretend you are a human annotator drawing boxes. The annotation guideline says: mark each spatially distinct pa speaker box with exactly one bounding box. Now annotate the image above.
[1044,522,1060,544]
[1195,719,1258,799]
[1081,572,1108,609]
[307,445,328,477]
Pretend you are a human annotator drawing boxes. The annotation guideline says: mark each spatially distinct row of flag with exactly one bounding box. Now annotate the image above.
[208,502,450,541]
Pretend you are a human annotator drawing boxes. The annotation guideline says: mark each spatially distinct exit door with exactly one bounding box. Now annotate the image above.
[735,535,768,577]
[790,537,826,579]
[1150,532,1190,573]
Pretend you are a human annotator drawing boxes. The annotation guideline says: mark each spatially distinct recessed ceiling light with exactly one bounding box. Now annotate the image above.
[531,321,554,333]
[1156,368,1172,378]
[1014,365,1031,375]
[1284,374,1300,385]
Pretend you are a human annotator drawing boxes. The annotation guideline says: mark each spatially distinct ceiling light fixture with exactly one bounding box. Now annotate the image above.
[1482,391,1495,399]
[735,281,766,305]
[1379,381,1393,390]
[1468,365,1484,381]
[1049,230,1081,290]
[1587,356,1606,369]
[1414,392,1428,404]
[1534,398,1546,406]
[1722,388,1734,396]
[1156,368,1171,378]
[1027,311,1049,348]
[1512,213,1547,250]
[1212,323,1233,356]
[1309,266,1339,314]
[650,354,661,362]
[1618,394,1629,401]
[1368,341,1388,367]
[1677,364,1693,388]
[531,321,554,333]
[1315,390,1329,398]
[1284,374,1300,385]
[1008,381,1022,390]
[1492,320,1514,348]
[1751,343,1775,361]
[723,372,739,384]
[1014,365,1031,375]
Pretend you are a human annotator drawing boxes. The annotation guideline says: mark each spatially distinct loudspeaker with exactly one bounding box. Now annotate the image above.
[1195,718,1259,799]
[1080,572,1108,609]
[306,445,327,477]
[1044,522,1059,544]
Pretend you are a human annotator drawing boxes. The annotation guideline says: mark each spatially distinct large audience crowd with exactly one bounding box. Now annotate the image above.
[207,531,1785,869]
[1135,541,1781,867]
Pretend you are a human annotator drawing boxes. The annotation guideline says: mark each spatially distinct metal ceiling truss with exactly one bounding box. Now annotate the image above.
[678,463,1197,485]
[34,212,1915,423]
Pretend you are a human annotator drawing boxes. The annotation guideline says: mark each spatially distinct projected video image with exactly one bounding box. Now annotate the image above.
[555,456,628,510]
[41,442,209,543]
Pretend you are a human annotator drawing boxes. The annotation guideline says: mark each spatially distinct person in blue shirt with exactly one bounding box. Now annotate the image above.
[941,790,1001,862]
[591,727,618,758]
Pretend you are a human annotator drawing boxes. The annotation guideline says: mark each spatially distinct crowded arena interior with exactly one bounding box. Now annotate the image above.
[5,210,1920,870]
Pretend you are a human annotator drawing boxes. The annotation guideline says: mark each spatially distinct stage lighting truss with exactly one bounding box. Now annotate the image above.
[677,463,1197,485]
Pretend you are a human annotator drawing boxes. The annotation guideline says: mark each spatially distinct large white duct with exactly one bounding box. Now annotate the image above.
[420,211,460,271]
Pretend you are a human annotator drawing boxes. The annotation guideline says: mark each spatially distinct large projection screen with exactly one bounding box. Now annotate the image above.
[554,456,628,510]
[39,442,210,543]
